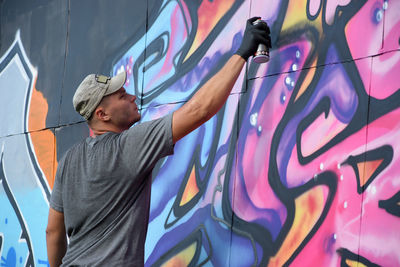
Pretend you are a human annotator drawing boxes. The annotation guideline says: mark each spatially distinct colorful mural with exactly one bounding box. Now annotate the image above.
[0,31,54,266]
[1,0,399,266]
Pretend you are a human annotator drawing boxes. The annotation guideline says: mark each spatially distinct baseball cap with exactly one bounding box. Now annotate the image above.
[73,70,127,120]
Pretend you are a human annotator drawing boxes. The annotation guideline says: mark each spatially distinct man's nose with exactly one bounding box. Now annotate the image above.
[129,94,136,102]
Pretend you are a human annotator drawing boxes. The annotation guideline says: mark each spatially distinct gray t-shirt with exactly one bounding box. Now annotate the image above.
[50,113,174,266]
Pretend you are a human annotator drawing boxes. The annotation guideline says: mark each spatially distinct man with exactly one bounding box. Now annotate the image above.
[46,17,271,266]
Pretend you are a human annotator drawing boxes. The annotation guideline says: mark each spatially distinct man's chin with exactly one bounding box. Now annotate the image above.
[132,115,141,125]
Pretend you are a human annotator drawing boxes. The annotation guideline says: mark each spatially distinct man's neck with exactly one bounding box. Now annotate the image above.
[90,124,124,137]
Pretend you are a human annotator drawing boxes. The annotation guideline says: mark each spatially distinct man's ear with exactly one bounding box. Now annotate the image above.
[94,107,110,122]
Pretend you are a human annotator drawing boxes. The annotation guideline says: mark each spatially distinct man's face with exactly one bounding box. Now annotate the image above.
[102,87,141,130]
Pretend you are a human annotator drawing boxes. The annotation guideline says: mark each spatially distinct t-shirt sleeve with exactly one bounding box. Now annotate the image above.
[119,113,174,175]
[50,156,66,212]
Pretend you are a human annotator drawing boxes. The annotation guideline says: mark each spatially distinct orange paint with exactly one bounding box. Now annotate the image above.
[345,259,367,267]
[161,242,197,267]
[179,166,200,206]
[295,60,317,101]
[269,186,326,266]
[184,0,234,61]
[357,159,383,187]
[281,0,322,33]
[28,78,57,189]
[307,189,317,214]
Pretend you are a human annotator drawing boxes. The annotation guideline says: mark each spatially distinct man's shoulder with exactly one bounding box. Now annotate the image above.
[58,138,88,164]
[126,113,173,132]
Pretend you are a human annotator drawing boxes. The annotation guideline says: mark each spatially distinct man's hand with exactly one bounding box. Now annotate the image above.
[235,17,272,61]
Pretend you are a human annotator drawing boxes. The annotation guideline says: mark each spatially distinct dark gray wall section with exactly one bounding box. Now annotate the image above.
[0,0,160,160]
[55,121,89,160]
[59,0,151,125]
[0,0,160,126]
[0,0,68,128]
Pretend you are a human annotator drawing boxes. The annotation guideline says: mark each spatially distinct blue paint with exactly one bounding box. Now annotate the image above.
[374,8,383,23]
[38,259,50,267]
[1,247,16,267]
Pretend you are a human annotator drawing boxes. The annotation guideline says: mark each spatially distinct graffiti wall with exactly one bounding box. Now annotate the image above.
[1,0,399,266]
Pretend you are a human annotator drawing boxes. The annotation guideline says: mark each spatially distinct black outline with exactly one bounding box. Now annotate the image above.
[337,248,381,267]
[379,190,400,217]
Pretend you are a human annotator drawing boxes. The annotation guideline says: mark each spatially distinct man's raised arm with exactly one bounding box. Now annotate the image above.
[172,17,271,143]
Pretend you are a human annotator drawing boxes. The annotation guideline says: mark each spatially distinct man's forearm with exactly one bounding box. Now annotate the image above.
[191,54,246,120]
[172,54,246,142]
[46,231,67,266]
[171,17,270,143]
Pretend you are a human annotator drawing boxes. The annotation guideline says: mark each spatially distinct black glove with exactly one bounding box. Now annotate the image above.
[235,17,271,61]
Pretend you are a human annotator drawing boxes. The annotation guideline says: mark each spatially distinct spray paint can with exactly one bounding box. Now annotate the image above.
[252,19,270,63]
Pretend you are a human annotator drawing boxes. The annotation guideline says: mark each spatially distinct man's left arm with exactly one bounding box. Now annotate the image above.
[172,17,271,143]
[46,208,67,267]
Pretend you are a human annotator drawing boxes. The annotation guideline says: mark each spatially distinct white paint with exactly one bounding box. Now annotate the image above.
[250,113,258,127]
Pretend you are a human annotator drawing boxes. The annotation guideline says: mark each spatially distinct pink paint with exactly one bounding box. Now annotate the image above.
[289,106,400,265]
[382,0,400,52]
[345,0,384,59]
[309,0,321,17]
[300,109,348,157]
[232,170,284,224]
[180,0,192,30]
[325,0,351,25]
[139,1,400,265]
[356,110,400,266]
[240,74,291,210]
[292,166,362,266]
[371,50,400,99]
